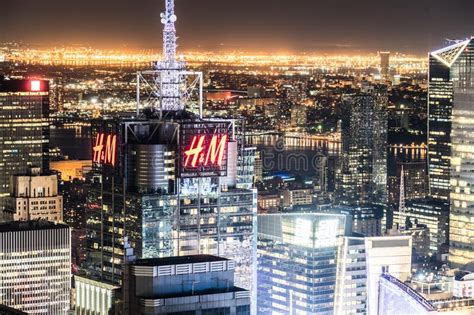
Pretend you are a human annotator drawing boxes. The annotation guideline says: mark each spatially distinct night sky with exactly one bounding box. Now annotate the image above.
[1,0,474,54]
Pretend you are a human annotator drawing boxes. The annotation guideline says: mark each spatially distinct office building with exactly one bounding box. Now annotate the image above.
[388,161,428,206]
[257,213,347,314]
[428,42,457,201]
[332,204,384,237]
[432,37,474,267]
[337,235,412,315]
[0,79,50,220]
[123,255,251,315]
[379,51,390,81]
[84,116,256,297]
[394,197,449,254]
[338,83,388,205]
[0,221,71,314]
[280,188,313,209]
[7,167,63,222]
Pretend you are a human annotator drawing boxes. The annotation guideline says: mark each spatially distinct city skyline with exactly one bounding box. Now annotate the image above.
[1,0,474,54]
[2,0,474,313]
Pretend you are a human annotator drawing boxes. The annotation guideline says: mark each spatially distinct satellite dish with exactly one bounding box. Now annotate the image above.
[170,15,177,22]
[161,18,167,24]
[160,13,165,18]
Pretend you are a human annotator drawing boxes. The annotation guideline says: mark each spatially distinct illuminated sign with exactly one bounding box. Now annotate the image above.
[30,80,41,91]
[179,122,230,178]
[93,133,117,166]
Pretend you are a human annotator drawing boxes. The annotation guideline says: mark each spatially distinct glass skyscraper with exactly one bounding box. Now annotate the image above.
[338,83,388,206]
[0,79,50,220]
[438,37,474,267]
[428,45,456,201]
[257,213,347,315]
[83,115,257,296]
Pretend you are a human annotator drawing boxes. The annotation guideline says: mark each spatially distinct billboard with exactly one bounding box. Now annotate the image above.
[179,121,231,178]
[92,132,117,167]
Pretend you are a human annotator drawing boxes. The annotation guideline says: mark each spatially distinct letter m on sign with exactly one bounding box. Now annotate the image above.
[105,135,117,166]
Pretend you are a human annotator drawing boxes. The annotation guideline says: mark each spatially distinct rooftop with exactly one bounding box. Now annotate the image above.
[0,78,49,93]
[133,254,228,267]
[140,287,248,300]
[0,220,68,233]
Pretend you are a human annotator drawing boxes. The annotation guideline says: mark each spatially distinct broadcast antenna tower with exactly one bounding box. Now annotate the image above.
[155,0,186,111]
[136,0,203,116]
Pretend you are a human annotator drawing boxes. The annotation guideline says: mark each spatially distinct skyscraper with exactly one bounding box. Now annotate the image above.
[440,37,474,267]
[379,51,390,81]
[337,235,412,315]
[0,79,50,220]
[0,221,71,314]
[338,83,388,206]
[428,44,457,201]
[84,116,256,293]
[257,213,348,314]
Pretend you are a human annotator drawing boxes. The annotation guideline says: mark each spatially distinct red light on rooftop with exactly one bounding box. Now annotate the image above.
[30,80,41,91]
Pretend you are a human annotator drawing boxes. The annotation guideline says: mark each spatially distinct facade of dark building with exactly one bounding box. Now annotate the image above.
[338,83,388,206]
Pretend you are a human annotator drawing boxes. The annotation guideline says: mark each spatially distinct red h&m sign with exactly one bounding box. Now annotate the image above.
[180,122,230,178]
[93,133,117,166]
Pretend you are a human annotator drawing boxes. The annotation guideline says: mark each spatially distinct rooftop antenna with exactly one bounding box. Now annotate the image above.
[136,0,203,117]
[155,0,186,111]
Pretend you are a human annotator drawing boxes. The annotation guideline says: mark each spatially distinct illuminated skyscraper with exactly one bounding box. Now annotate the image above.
[257,213,348,314]
[379,51,390,81]
[0,79,49,221]
[428,44,456,201]
[338,83,388,206]
[0,221,71,314]
[337,235,412,315]
[440,37,474,267]
[84,115,256,296]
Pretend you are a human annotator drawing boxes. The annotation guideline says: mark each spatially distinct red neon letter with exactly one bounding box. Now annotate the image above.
[93,133,104,163]
[105,135,117,166]
[205,134,228,166]
[184,135,205,167]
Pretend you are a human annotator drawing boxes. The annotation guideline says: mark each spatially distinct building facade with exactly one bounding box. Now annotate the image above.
[7,168,63,222]
[0,79,50,220]
[337,236,412,315]
[84,116,257,297]
[447,38,474,267]
[257,213,347,314]
[0,221,71,314]
[394,197,449,254]
[338,83,388,206]
[123,255,251,315]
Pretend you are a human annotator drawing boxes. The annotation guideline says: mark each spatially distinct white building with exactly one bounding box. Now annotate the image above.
[8,168,63,222]
[337,235,412,314]
[0,221,71,314]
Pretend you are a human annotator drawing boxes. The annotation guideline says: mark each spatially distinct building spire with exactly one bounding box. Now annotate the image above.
[155,0,185,111]
[160,0,177,62]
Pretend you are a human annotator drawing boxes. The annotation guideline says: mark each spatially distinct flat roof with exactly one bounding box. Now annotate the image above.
[0,79,49,93]
[134,255,228,267]
[0,220,69,233]
[140,287,247,300]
